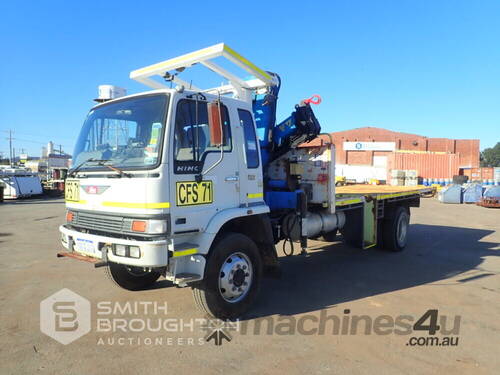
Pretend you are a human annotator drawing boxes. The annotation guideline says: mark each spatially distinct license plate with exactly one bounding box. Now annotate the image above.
[75,238,95,255]
[176,180,213,206]
[65,180,80,202]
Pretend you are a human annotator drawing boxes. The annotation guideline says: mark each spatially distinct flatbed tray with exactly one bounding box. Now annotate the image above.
[335,184,435,200]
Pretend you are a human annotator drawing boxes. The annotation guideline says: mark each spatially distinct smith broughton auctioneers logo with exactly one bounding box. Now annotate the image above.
[40,288,91,345]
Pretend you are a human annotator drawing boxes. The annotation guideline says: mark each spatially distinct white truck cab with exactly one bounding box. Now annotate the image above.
[60,44,288,318]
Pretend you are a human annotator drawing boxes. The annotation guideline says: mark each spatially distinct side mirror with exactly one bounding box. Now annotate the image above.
[207,101,224,146]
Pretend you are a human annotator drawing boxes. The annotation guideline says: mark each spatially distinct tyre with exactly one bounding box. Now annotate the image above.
[106,262,161,291]
[381,206,410,252]
[192,232,263,320]
[318,228,338,242]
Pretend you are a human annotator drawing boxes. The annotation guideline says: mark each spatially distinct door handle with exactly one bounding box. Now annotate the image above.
[225,176,239,182]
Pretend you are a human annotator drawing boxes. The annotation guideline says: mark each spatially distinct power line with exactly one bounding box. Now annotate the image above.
[0,129,75,142]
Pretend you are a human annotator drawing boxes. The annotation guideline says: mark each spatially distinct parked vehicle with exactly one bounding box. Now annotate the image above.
[0,167,43,199]
[58,44,433,318]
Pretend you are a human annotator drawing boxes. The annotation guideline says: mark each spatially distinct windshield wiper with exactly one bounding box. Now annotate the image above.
[68,158,110,177]
[97,160,132,178]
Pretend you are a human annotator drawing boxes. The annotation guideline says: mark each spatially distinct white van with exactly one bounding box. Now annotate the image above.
[0,168,43,199]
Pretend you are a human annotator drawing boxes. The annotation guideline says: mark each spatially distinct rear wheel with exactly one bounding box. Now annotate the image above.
[106,262,161,291]
[192,232,262,320]
[381,206,410,252]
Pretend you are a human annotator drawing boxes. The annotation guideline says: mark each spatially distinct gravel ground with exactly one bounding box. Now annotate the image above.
[0,196,499,374]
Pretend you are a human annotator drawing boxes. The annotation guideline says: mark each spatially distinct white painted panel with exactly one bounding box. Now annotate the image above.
[344,142,396,151]
[373,156,388,167]
[335,164,387,182]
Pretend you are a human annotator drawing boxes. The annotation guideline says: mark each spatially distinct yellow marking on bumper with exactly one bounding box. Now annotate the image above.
[172,248,198,257]
[223,45,271,81]
[102,202,170,209]
[247,192,263,199]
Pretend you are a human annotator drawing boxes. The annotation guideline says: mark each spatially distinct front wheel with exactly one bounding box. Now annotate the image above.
[192,232,262,320]
[106,262,161,291]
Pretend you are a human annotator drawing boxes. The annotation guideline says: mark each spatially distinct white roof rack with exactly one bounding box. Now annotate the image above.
[130,43,277,102]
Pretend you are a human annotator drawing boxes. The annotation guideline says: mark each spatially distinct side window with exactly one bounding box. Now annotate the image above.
[238,109,259,168]
[174,99,231,162]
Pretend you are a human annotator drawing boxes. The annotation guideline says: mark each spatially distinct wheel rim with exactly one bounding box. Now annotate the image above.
[396,213,408,247]
[218,252,253,303]
[125,266,149,277]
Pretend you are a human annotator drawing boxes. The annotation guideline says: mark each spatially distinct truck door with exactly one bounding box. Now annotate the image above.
[169,96,241,234]
[236,108,264,206]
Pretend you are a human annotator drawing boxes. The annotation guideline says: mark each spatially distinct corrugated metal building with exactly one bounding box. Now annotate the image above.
[302,127,479,181]
[387,153,460,179]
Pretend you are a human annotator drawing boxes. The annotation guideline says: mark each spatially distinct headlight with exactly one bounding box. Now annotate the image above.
[129,246,141,258]
[130,219,168,234]
[115,244,127,256]
[147,220,168,234]
[113,244,141,259]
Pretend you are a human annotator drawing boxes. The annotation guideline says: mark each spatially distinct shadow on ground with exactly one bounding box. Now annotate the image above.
[245,224,498,319]
[1,196,64,205]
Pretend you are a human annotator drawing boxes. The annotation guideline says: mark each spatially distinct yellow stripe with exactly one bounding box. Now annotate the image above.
[172,248,198,257]
[131,45,221,76]
[223,45,271,81]
[102,202,170,209]
[247,192,263,199]
[66,200,87,204]
[336,198,362,206]
[378,191,416,200]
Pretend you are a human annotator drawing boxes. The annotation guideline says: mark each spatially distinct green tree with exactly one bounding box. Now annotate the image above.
[480,142,500,167]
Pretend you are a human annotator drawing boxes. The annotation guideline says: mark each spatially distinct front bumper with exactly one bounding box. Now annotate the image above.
[59,225,169,267]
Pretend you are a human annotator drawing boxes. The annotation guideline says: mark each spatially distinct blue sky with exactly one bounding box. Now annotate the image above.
[1,0,499,157]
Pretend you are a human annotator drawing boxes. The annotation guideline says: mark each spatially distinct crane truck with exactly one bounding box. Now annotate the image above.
[58,44,433,319]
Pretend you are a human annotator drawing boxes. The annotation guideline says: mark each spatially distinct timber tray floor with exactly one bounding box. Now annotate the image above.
[336,184,434,196]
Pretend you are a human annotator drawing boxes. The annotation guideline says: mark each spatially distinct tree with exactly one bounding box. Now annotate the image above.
[480,142,500,167]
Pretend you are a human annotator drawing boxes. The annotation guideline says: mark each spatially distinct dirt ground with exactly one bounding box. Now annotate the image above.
[0,197,499,374]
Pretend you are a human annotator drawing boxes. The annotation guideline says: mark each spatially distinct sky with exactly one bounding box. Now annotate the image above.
[1,0,499,158]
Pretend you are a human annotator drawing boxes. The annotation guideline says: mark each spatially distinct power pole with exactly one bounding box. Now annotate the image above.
[8,130,13,166]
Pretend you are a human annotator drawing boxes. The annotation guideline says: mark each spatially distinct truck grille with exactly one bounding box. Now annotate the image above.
[72,211,126,233]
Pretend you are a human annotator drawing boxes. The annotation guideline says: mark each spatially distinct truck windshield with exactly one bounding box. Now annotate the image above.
[73,94,168,170]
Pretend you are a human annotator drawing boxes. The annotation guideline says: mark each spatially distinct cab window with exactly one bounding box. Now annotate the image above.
[174,99,231,161]
[237,109,259,168]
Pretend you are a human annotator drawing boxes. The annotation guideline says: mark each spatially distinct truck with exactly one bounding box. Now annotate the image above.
[58,43,434,319]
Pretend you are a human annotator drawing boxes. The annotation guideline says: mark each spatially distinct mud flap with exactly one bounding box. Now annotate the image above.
[362,200,377,249]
